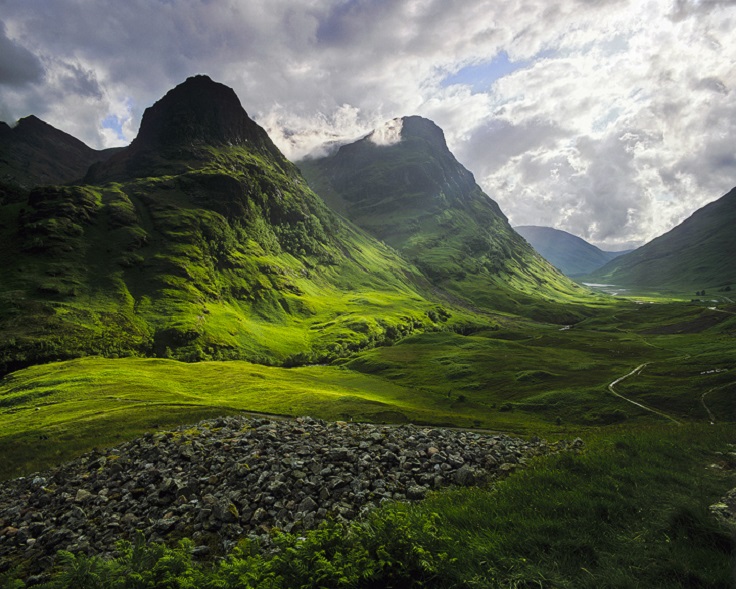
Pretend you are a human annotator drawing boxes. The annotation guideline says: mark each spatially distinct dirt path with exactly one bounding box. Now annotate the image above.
[608,363,682,425]
[708,306,736,315]
[700,389,717,424]
[700,381,736,424]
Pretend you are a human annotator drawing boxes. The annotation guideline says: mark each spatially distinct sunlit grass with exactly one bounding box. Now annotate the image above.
[0,356,500,479]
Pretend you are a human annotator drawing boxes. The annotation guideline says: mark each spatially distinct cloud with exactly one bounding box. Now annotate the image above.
[0,0,734,248]
[368,118,403,146]
[0,22,44,87]
[434,0,736,248]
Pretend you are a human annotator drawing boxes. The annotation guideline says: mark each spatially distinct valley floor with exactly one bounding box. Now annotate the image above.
[0,295,734,587]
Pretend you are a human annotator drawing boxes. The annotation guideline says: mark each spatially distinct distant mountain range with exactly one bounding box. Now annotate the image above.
[585,187,736,292]
[514,225,629,277]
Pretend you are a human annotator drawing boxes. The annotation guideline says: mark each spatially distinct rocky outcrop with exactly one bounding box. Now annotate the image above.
[0,415,581,575]
[710,487,736,530]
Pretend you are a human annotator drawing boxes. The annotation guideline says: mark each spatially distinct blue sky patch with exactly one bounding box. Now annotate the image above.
[102,114,126,141]
[442,51,524,92]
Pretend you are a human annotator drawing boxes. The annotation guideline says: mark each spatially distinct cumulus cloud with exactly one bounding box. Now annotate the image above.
[0,0,734,248]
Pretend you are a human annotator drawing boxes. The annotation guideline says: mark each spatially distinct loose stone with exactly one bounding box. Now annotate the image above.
[0,414,578,574]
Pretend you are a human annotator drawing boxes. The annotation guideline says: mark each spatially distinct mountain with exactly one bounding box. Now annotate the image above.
[514,225,628,277]
[0,76,445,375]
[85,74,285,184]
[299,116,590,322]
[0,115,119,193]
[585,187,736,292]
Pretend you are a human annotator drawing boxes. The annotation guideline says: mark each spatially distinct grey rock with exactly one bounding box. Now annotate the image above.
[406,485,428,500]
[454,465,476,486]
[298,496,318,514]
[74,489,93,503]
[0,414,573,575]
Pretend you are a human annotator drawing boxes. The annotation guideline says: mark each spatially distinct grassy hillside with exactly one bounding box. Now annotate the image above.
[2,296,733,481]
[515,225,627,277]
[586,187,736,292]
[300,117,595,323]
[0,79,466,375]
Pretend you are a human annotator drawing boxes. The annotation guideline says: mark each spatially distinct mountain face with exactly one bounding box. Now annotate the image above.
[86,75,285,183]
[585,187,736,292]
[300,116,588,321]
[514,225,628,277]
[0,115,119,193]
[0,76,440,375]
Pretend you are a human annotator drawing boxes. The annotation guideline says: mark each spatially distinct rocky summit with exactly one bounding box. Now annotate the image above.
[86,74,287,183]
[0,415,580,574]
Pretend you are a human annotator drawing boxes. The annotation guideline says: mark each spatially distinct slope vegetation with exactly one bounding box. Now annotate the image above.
[300,117,593,322]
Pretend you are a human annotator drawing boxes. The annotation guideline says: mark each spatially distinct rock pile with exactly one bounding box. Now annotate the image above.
[0,415,581,574]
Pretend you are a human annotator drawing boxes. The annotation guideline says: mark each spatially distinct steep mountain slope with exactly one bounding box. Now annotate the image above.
[514,225,628,277]
[585,187,736,292]
[0,115,119,192]
[0,76,448,375]
[300,117,591,321]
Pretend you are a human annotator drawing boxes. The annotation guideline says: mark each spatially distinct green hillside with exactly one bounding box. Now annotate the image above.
[586,187,736,293]
[1,78,734,589]
[515,225,627,277]
[0,77,458,375]
[300,116,593,323]
[2,295,734,480]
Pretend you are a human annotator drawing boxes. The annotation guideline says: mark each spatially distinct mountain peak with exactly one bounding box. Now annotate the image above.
[0,114,117,189]
[398,115,448,147]
[16,114,46,127]
[514,225,628,277]
[133,75,268,150]
[364,116,448,150]
[310,115,490,221]
[8,115,77,142]
[87,76,287,182]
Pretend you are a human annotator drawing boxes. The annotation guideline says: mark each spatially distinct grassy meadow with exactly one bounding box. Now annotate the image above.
[0,293,734,587]
[1,295,733,481]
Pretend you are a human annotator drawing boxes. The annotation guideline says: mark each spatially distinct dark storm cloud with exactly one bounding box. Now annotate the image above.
[0,23,44,86]
[56,61,103,99]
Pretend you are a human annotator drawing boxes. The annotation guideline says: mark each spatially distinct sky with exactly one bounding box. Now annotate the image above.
[1,0,735,250]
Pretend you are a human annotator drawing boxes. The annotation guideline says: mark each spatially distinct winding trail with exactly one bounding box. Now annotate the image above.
[608,363,682,425]
[708,306,736,315]
[700,389,717,424]
[700,381,736,425]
